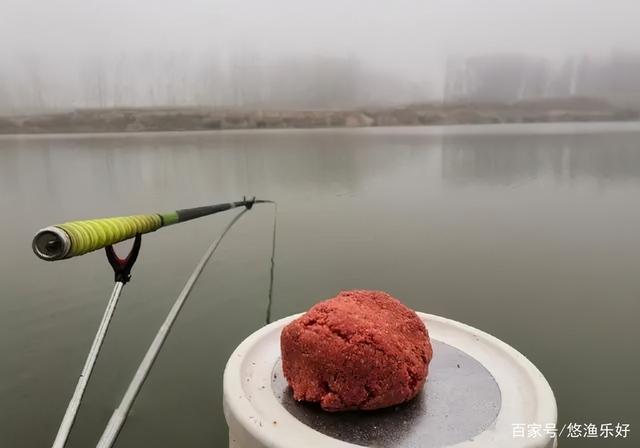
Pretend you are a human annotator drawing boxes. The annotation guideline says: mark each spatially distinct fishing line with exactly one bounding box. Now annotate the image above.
[265,202,278,325]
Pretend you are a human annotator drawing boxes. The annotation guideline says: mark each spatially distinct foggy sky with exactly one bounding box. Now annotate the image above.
[1,0,639,111]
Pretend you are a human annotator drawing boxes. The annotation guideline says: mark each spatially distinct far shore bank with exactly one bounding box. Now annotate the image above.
[1,97,638,135]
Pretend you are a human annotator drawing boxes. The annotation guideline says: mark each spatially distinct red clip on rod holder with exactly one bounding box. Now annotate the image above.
[105,234,142,284]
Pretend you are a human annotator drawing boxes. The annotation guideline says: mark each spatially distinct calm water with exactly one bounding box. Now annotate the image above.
[1,123,639,447]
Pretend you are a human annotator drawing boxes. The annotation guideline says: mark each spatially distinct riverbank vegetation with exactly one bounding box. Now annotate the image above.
[0,97,637,135]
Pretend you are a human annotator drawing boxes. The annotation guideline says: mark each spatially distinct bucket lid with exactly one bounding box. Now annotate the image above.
[223,313,557,448]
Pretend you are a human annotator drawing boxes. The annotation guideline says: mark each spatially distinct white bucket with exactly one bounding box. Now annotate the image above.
[223,313,557,448]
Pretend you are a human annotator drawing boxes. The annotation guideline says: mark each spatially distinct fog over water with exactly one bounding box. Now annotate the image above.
[2,0,640,112]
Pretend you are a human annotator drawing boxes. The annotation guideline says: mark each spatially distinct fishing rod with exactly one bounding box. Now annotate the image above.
[32,197,270,262]
[32,197,274,448]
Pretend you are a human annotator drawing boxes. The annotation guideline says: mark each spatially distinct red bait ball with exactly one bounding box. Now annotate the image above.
[280,290,432,412]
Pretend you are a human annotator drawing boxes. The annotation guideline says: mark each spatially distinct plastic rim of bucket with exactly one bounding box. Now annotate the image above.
[223,312,557,448]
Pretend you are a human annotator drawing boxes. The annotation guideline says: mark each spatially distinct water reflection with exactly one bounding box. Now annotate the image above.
[441,131,640,186]
[0,130,436,212]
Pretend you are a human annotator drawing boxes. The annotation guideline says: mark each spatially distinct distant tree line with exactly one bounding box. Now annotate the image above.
[0,52,428,114]
[2,50,640,115]
[444,51,640,106]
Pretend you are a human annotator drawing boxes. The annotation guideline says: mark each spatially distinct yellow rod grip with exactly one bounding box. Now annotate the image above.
[57,214,162,258]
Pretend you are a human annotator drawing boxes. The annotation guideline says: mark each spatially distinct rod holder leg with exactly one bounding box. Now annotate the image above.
[51,281,126,448]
